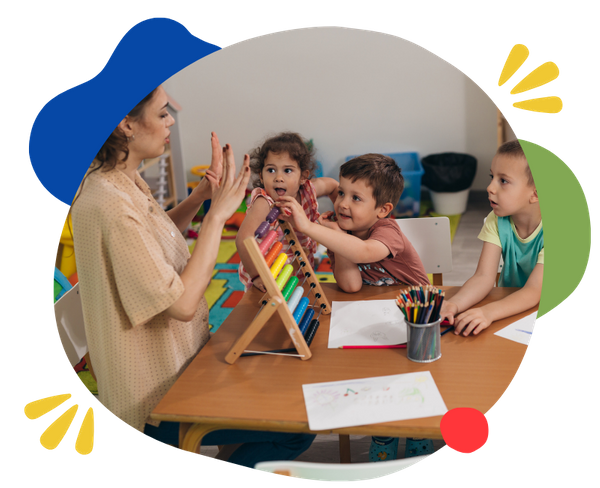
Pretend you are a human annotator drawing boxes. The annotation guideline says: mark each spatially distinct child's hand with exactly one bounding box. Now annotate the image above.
[440,301,459,325]
[317,211,342,232]
[275,196,311,233]
[453,307,492,336]
[252,276,266,293]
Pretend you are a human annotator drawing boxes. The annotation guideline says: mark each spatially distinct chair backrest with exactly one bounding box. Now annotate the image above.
[256,454,429,481]
[396,217,453,285]
[54,282,88,367]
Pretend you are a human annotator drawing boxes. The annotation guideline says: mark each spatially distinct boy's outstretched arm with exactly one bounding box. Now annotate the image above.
[275,196,390,264]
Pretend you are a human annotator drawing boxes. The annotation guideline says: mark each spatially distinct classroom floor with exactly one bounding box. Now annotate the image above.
[200,191,491,464]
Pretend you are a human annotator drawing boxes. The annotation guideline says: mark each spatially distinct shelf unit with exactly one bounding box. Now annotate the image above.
[138,145,177,209]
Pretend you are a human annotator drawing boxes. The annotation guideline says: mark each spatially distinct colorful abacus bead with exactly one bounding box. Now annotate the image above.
[270,253,287,278]
[282,276,299,301]
[275,265,294,290]
[293,297,310,323]
[304,319,320,346]
[287,287,304,312]
[255,221,270,239]
[298,308,315,334]
[258,230,277,255]
[266,207,281,223]
[264,241,283,267]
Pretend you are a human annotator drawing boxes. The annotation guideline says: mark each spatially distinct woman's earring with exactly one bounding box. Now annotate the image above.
[128,134,136,143]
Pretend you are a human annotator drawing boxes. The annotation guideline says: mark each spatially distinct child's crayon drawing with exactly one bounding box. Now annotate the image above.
[302,372,447,430]
[329,299,407,348]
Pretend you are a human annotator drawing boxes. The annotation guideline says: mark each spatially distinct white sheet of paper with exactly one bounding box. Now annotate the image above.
[328,300,406,348]
[302,372,448,431]
[494,311,536,345]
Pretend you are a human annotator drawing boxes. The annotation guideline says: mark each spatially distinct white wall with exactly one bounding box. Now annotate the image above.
[164,27,498,210]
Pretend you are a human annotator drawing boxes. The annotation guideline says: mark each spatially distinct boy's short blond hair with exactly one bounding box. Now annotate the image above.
[339,154,404,209]
[497,140,534,186]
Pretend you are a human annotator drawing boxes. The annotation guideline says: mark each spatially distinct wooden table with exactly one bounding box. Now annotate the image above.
[151,284,536,455]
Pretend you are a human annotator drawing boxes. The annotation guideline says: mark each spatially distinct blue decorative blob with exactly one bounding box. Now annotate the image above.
[29,18,220,205]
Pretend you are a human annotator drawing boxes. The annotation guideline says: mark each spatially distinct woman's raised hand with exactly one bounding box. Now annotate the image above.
[208,132,224,181]
[189,132,225,202]
[204,143,250,224]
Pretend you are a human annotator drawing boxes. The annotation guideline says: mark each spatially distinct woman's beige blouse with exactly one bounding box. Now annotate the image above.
[72,167,210,432]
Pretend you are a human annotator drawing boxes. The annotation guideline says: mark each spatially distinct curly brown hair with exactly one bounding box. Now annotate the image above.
[249,132,317,189]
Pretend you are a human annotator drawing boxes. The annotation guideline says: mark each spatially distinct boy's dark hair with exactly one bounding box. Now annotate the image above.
[340,154,404,210]
[497,140,534,186]
[249,132,317,189]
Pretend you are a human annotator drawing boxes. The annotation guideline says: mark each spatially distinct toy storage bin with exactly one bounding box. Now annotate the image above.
[344,152,424,217]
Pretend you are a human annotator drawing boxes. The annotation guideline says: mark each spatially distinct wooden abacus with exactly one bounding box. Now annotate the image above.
[225,207,331,364]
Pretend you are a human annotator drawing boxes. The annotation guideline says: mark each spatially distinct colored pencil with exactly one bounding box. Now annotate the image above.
[424,302,434,324]
[441,326,454,336]
[396,285,446,325]
[338,344,407,349]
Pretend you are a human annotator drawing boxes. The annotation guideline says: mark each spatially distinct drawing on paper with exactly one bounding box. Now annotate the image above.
[311,389,340,409]
[328,300,407,348]
[302,372,448,431]
[310,382,425,410]
[370,331,388,342]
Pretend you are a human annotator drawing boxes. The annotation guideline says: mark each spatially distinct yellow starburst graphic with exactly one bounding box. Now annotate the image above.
[24,394,94,455]
[499,44,563,113]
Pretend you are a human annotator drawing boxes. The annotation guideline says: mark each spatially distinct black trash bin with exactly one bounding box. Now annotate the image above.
[421,153,477,214]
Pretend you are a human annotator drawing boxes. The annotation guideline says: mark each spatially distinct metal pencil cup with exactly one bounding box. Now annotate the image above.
[406,317,442,363]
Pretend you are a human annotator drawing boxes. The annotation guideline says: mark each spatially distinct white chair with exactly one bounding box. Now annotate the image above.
[256,454,429,481]
[396,216,453,286]
[54,283,95,380]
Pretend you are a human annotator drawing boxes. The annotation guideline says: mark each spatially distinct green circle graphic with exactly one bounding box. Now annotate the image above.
[521,140,591,318]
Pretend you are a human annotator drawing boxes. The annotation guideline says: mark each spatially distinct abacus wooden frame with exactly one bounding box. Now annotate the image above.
[224,221,331,364]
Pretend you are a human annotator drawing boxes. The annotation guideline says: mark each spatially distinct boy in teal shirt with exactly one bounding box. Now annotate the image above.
[441,140,543,336]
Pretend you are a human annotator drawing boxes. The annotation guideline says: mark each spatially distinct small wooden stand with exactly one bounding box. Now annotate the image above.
[138,144,177,209]
[225,221,331,364]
